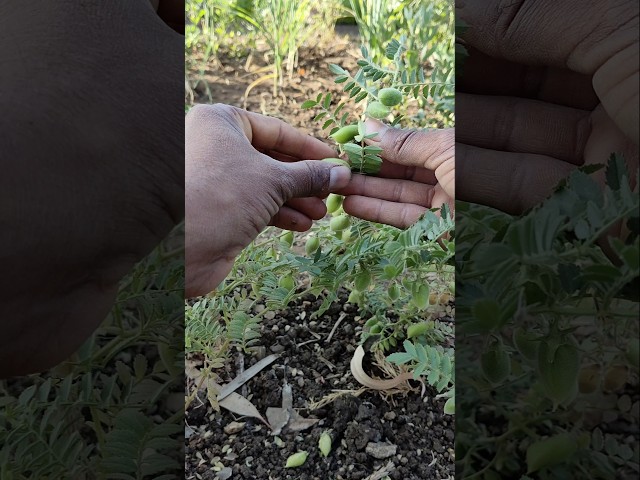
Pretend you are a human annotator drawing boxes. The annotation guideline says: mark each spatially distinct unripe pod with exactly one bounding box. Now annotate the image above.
[285,451,308,468]
[443,396,455,415]
[347,290,361,304]
[330,214,350,231]
[280,230,294,247]
[513,329,540,362]
[305,236,320,255]
[341,228,353,243]
[364,317,378,328]
[278,275,295,290]
[407,322,429,339]
[366,101,391,119]
[411,284,429,309]
[383,265,398,279]
[369,324,382,334]
[318,431,332,457]
[378,87,403,106]
[326,194,343,214]
[481,345,511,384]
[323,157,350,168]
[387,283,400,301]
[538,342,580,406]
[330,124,359,144]
[526,433,576,473]
[331,205,345,217]
[447,281,456,295]
[471,298,501,331]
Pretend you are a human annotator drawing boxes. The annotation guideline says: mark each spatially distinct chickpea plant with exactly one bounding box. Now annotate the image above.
[187,38,455,414]
[301,36,455,401]
[456,154,639,477]
[301,36,454,175]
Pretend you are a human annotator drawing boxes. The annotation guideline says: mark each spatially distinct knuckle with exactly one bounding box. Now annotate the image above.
[392,181,405,201]
[391,129,425,165]
[185,103,238,128]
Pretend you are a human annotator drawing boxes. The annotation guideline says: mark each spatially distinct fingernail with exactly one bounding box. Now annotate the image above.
[329,166,351,190]
[364,118,387,141]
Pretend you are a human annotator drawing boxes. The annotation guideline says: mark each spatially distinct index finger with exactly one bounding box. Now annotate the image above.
[377,161,437,184]
[238,108,337,160]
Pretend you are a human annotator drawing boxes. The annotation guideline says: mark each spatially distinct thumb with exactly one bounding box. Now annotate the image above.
[279,161,352,199]
[364,118,454,172]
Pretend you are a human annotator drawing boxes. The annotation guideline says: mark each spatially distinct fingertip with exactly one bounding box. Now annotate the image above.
[329,166,351,191]
[364,118,386,139]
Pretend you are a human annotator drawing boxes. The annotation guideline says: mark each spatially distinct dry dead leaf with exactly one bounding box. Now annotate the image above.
[266,406,290,435]
[350,345,414,390]
[219,391,270,427]
[217,353,279,401]
[266,382,319,434]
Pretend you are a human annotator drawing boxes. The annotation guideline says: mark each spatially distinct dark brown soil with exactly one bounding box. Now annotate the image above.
[185,292,454,480]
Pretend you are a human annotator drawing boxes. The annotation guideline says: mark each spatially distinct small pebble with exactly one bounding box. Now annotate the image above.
[384,411,397,421]
[365,442,397,459]
[223,421,245,435]
[217,467,232,480]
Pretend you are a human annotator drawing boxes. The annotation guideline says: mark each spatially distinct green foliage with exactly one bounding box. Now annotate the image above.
[345,0,455,125]
[99,409,182,479]
[233,0,333,95]
[346,0,453,65]
[185,0,252,68]
[197,205,456,411]
[387,339,454,393]
[302,37,453,174]
[185,291,263,362]
[0,229,184,478]
[456,154,639,477]
[227,312,261,352]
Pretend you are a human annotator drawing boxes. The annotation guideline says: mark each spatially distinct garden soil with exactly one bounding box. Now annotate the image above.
[185,291,455,480]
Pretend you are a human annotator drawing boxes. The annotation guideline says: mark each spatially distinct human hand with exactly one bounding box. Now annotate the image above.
[185,104,351,297]
[0,0,184,377]
[336,118,454,228]
[456,0,639,215]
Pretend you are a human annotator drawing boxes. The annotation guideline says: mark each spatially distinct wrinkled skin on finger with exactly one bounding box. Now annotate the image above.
[337,119,454,228]
[456,0,639,216]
